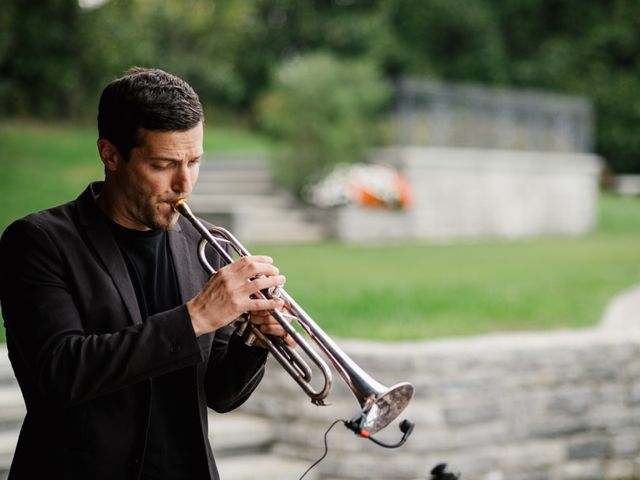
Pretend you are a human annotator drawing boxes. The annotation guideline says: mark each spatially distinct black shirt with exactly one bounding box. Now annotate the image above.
[109,222,207,480]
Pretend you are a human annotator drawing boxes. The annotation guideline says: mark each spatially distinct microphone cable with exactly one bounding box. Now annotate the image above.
[297,419,343,480]
[297,416,416,479]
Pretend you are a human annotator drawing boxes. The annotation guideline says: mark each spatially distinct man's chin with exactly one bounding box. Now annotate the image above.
[150,203,181,230]
[159,212,180,230]
[143,212,178,231]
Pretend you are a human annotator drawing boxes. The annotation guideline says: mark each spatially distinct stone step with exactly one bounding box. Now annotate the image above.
[0,429,19,473]
[208,411,274,456]
[196,167,272,181]
[215,453,320,480]
[190,155,330,244]
[194,179,275,195]
[0,351,332,480]
[200,157,270,168]
[0,350,21,475]
[0,353,14,388]
[189,202,316,225]
[0,411,296,478]
[0,384,24,427]
[188,210,327,244]
[200,157,271,171]
[195,158,275,195]
[189,193,293,211]
[0,416,319,480]
[246,225,327,244]
[247,215,326,231]
[0,386,291,476]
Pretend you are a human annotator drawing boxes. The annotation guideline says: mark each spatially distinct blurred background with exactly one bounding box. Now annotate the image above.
[1,0,638,339]
[0,1,639,479]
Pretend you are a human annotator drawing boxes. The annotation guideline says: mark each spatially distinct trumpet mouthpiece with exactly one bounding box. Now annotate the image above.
[172,198,190,216]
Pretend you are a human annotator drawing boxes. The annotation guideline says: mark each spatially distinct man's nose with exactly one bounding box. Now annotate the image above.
[172,165,193,195]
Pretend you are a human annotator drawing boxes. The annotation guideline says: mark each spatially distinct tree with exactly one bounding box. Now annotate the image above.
[2,0,639,173]
[258,52,390,197]
[0,0,83,116]
[494,0,640,173]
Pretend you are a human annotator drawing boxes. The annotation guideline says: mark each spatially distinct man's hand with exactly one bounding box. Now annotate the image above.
[249,309,297,348]
[187,255,286,337]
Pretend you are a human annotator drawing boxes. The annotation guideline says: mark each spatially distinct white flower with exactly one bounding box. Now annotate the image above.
[306,163,412,209]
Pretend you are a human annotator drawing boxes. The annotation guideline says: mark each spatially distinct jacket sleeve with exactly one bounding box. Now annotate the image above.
[203,325,268,413]
[0,218,205,408]
[193,221,270,412]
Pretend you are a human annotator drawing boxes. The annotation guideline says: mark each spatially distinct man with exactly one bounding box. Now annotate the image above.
[0,67,289,480]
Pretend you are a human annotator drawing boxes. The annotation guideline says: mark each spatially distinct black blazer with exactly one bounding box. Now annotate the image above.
[0,183,268,480]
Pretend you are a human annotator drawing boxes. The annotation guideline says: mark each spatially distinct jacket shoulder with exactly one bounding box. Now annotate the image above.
[2,200,78,243]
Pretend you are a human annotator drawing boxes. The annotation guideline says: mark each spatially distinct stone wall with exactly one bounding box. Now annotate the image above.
[241,326,640,480]
[331,147,602,242]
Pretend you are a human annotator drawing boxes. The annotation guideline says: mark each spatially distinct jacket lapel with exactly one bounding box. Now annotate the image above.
[168,218,203,302]
[76,183,143,325]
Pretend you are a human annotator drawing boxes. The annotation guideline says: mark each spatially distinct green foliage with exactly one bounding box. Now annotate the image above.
[2,0,640,173]
[389,0,508,82]
[258,52,390,197]
[0,0,84,116]
[494,0,640,173]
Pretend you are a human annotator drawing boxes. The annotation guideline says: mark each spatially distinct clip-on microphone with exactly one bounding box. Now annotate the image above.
[344,410,415,449]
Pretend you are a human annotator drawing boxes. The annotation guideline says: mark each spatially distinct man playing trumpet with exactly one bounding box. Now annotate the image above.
[0,67,290,480]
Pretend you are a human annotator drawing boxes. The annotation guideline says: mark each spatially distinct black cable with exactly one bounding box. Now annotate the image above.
[297,419,344,480]
[297,415,415,479]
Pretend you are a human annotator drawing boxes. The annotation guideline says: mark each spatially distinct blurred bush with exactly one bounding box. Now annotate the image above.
[257,52,390,198]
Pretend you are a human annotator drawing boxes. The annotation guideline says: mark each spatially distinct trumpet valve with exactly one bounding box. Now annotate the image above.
[234,315,258,346]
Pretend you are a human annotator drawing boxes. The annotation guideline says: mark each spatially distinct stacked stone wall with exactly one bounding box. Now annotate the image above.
[242,327,640,480]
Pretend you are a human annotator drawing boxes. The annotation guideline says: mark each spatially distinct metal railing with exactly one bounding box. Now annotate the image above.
[394,78,594,152]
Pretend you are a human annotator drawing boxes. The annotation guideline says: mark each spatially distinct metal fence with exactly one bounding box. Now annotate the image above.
[394,78,594,152]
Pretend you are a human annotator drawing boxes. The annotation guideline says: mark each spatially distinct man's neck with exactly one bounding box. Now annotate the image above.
[96,180,152,232]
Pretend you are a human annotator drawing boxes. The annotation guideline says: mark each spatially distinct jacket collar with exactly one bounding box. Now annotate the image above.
[168,218,204,303]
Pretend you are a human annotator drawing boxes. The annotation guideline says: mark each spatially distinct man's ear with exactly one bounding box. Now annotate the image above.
[97,138,122,172]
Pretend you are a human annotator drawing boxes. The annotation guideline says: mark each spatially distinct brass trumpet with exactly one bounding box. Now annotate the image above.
[173,199,414,436]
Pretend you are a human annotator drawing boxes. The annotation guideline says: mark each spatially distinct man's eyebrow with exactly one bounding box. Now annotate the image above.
[148,154,203,162]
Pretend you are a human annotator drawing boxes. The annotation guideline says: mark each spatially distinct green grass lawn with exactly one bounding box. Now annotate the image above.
[1,121,639,341]
[253,230,639,340]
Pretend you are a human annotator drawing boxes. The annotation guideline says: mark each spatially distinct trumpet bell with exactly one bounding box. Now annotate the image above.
[361,382,414,435]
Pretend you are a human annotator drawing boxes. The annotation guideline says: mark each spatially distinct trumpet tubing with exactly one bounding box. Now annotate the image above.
[173,199,414,435]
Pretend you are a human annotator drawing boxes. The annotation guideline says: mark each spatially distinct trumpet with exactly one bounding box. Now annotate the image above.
[173,199,414,436]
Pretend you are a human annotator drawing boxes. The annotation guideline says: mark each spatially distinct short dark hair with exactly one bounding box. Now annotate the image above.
[98,67,204,160]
